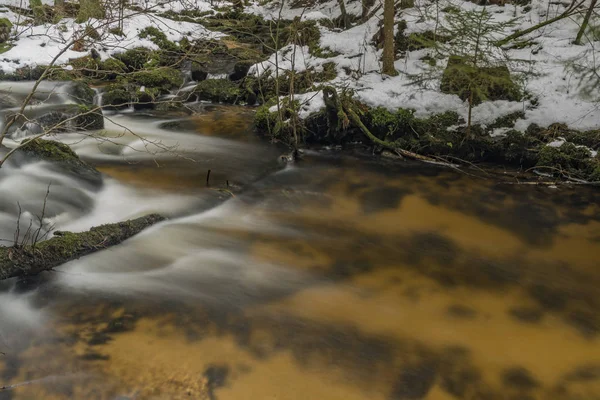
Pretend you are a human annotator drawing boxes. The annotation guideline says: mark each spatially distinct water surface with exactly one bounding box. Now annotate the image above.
[0,101,599,400]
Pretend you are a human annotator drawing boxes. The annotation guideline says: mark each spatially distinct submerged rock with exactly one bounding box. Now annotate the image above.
[15,104,104,136]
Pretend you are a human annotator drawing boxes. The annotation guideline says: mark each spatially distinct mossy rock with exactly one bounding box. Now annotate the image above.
[68,55,100,77]
[102,87,130,110]
[74,104,104,130]
[131,68,183,92]
[70,81,95,105]
[229,60,254,81]
[440,55,521,104]
[191,61,208,81]
[193,79,241,103]
[98,57,126,80]
[132,89,157,110]
[113,47,153,71]
[17,138,102,187]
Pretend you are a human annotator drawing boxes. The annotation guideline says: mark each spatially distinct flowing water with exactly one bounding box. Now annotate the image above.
[0,83,599,400]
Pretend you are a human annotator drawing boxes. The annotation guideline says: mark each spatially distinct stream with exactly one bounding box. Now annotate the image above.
[0,82,599,400]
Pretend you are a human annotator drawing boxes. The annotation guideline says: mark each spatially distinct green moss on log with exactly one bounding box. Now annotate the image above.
[0,214,165,280]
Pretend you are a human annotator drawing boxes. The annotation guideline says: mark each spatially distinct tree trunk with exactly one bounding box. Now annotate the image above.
[574,0,598,44]
[382,0,398,76]
[0,214,164,281]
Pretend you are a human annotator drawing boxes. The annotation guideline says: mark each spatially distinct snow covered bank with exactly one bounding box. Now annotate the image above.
[0,0,222,73]
[247,0,600,131]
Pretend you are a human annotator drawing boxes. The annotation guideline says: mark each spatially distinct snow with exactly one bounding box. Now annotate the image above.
[248,0,600,132]
[0,0,221,73]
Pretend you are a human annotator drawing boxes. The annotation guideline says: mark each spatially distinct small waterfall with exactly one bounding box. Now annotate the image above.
[207,73,229,80]
[11,121,43,139]
[92,88,104,107]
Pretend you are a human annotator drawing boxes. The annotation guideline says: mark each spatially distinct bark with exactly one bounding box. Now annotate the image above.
[574,0,598,44]
[382,0,398,76]
[0,214,165,280]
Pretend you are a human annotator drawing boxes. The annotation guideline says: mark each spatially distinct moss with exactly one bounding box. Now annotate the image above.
[71,81,95,105]
[138,26,178,52]
[74,104,104,130]
[20,138,80,163]
[75,0,104,23]
[103,87,130,109]
[487,111,525,131]
[131,68,183,92]
[132,89,159,110]
[366,107,416,138]
[440,55,521,104]
[159,9,213,23]
[68,55,100,77]
[245,64,337,103]
[99,57,126,80]
[537,143,592,172]
[113,47,153,71]
[194,79,241,103]
[30,0,46,24]
[254,98,278,131]
[0,43,13,53]
[0,17,12,29]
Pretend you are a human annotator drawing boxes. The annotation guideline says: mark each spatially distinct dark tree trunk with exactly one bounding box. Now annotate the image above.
[382,0,398,76]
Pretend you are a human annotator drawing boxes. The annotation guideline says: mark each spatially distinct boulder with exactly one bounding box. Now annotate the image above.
[440,55,521,104]
[16,139,103,187]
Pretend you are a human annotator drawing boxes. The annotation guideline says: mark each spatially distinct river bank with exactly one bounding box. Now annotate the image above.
[0,0,599,182]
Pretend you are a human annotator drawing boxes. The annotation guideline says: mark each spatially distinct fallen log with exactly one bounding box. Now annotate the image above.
[0,214,165,280]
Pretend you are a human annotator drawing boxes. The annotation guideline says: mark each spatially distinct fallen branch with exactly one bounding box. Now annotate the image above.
[495,0,586,46]
[0,214,165,281]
